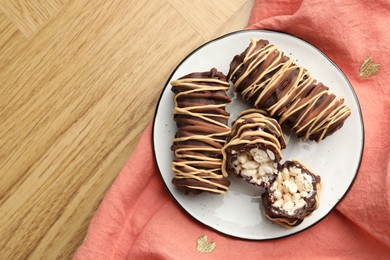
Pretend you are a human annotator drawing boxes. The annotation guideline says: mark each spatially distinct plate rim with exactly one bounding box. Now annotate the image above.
[151,29,365,240]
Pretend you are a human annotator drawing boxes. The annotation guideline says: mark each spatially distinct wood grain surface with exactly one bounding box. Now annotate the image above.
[0,0,253,258]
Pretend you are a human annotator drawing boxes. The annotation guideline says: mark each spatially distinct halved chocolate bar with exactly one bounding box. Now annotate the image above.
[171,68,231,194]
[228,38,351,142]
[222,109,286,187]
[262,160,322,228]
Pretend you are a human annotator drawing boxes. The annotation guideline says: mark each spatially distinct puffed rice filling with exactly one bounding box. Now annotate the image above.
[270,166,314,215]
[232,148,278,186]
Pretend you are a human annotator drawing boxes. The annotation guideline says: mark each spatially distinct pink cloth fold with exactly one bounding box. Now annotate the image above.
[75,0,390,259]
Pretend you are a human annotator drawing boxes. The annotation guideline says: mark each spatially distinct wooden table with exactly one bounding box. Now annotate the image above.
[0,1,252,258]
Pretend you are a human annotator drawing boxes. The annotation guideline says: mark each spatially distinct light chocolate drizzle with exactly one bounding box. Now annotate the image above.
[221,109,286,186]
[228,38,351,142]
[171,68,231,194]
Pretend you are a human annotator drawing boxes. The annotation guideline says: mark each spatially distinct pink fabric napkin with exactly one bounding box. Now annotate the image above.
[74,0,390,259]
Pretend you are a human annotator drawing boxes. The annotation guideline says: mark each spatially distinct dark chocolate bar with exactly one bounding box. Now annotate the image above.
[171,68,231,194]
[228,38,351,142]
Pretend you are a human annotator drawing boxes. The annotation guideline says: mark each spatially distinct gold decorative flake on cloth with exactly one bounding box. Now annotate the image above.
[196,235,215,253]
[360,57,380,78]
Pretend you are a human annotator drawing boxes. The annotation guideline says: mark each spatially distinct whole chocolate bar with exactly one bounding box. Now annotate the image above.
[262,160,322,228]
[222,109,286,187]
[171,68,231,194]
[228,38,351,142]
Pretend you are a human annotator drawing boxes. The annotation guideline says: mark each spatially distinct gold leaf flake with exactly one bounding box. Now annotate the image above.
[196,235,215,253]
[360,57,380,78]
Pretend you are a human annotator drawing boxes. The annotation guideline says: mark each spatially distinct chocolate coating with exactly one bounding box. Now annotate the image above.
[171,68,231,194]
[228,38,351,142]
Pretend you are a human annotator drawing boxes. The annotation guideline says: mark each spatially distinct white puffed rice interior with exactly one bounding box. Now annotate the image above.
[233,148,278,186]
[270,166,314,215]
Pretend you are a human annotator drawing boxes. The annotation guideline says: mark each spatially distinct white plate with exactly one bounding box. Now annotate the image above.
[152,30,364,240]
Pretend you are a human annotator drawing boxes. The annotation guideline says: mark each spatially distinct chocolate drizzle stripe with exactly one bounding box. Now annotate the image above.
[186,185,227,194]
[174,107,230,129]
[229,47,274,84]
[241,55,282,97]
[297,102,342,140]
[172,168,229,190]
[172,164,223,177]
[238,48,279,90]
[315,106,351,141]
[303,98,340,135]
[172,78,230,84]
[184,171,223,177]
[173,135,227,143]
[229,130,283,151]
[228,38,351,142]
[294,95,326,128]
[173,85,229,92]
[176,110,229,120]
[174,148,221,154]
[175,151,220,159]
[267,68,312,115]
[175,154,220,161]
[254,60,293,106]
[175,161,222,166]
[231,122,283,149]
